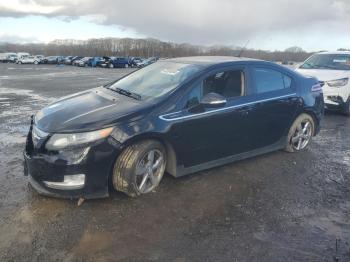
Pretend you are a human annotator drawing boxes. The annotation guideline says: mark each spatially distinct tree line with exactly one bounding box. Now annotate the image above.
[0,37,316,62]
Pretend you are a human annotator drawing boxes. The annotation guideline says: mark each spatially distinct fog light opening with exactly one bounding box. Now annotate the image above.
[44,174,85,190]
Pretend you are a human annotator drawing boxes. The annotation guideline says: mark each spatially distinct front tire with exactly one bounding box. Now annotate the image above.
[285,113,315,153]
[109,63,114,69]
[112,140,166,197]
[343,97,350,116]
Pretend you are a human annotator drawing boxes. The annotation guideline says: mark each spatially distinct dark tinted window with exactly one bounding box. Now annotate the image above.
[184,70,244,108]
[253,68,291,93]
[203,70,244,98]
[283,74,292,89]
[185,83,202,108]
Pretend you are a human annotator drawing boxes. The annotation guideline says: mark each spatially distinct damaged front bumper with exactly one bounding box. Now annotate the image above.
[23,122,122,199]
[323,87,349,110]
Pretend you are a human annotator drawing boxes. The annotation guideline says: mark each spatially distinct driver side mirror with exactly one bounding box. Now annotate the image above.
[201,92,227,108]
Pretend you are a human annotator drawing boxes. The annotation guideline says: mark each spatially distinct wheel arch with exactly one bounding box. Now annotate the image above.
[301,109,319,136]
[120,134,178,177]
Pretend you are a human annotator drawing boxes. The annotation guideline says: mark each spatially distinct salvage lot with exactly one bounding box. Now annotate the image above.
[0,63,349,261]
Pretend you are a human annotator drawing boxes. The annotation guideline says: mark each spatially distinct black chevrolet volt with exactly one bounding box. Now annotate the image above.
[24,56,324,199]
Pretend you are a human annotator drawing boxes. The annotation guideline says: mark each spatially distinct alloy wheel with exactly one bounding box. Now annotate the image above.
[290,120,313,150]
[135,149,165,193]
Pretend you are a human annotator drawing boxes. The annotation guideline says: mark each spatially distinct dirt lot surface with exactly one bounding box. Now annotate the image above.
[0,63,349,262]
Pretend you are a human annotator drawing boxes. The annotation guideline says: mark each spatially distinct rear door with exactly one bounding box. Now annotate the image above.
[246,65,299,150]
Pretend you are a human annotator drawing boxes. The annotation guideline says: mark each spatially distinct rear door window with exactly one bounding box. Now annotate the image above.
[253,68,292,94]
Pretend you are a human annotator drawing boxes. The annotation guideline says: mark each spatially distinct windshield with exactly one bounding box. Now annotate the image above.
[300,54,350,70]
[109,61,202,99]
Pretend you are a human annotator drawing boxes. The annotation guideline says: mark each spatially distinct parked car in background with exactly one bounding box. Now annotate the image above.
[42,56,64,64]
[107,57,129,68]
[17,56,42,64]
[58,56,66,64]
[77,57,92,67]
[41,56,50,64]
[296,51,350,115]
[63,56,74,64]
[6,53,18,63]
[129,57,143,67]
[137,57,157,68]
[34,55,45,63]
[0,53,6,62]
[70,56,83,66]
[87,57,105,67]
[96,57,111,67]
[72,58,81,66]
[17,52,30,60]
[24,56,323,199]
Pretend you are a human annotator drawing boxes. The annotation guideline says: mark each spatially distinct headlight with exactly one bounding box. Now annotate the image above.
[327,78,349,87]
[46,127,113,150]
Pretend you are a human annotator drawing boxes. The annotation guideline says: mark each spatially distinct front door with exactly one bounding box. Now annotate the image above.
[165,66,255,168]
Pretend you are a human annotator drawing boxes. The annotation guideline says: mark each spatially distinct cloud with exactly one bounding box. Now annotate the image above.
[1,0,350,46]
[0,34,40,43]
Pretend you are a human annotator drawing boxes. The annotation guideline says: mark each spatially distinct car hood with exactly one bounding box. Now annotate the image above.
[296,68,350,81]
[35,88,149,133]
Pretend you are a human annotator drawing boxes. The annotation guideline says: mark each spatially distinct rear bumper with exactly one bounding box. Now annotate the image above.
[24,137,122,199]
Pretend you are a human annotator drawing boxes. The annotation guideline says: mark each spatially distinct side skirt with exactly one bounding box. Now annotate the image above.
[174,138,286,178]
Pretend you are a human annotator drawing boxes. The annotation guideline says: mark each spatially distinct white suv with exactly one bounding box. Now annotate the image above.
[17,55,41,65]
[296,51,350,115]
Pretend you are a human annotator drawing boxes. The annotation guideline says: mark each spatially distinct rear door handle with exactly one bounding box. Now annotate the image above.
[237,104,255,115]
[237,108,249,115]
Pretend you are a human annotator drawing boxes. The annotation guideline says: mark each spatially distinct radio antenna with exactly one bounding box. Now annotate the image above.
[237,40,250,57]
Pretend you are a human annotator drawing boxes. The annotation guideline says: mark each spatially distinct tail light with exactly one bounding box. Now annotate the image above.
[311,83,322,92]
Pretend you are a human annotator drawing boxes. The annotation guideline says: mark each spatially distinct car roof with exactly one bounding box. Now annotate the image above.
[167,56,259,65]
[318,51,350,55]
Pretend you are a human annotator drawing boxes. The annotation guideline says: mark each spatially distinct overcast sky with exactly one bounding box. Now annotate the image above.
[0,0,349,51]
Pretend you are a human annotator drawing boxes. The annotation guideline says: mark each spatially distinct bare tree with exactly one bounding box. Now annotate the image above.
[0,38,314,62]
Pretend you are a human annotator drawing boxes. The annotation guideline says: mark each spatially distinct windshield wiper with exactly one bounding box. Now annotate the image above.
[106,87,141,100]
[313,64,337,70]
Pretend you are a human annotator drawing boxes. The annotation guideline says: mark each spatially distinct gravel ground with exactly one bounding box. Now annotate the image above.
[0,63,349,262]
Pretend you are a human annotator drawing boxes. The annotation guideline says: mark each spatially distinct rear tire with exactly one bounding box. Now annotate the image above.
[109,63,114,69]
[112,140,166,197]
[285,113,315,153]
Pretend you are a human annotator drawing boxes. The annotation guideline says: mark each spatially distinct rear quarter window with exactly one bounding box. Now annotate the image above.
[253,67,292,94]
